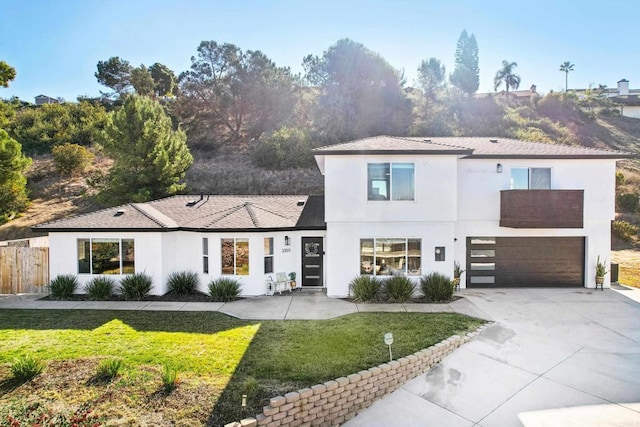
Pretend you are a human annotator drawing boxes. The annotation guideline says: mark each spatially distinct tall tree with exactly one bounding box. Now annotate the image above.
[95,57,133,96]
[417,57,446,107]
[493,60,521,96]
[450,30,480,96]
[130,65,155,96]
[559,61,574,92]
[303,38,411,142]
[99,95,193,204]
[149,63,177,96]
[0,129,31,224]
[178,41,298,148]
[0,61,16,87]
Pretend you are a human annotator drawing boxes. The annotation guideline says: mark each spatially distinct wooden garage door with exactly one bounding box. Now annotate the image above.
[466,237,585,287]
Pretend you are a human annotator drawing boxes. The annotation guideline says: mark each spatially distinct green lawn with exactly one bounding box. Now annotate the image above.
[0,310,484,425]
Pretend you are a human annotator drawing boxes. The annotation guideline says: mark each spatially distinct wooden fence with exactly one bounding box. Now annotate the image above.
[0,247,49,294]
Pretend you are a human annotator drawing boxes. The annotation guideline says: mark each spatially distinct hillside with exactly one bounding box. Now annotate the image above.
[1,115,639,242]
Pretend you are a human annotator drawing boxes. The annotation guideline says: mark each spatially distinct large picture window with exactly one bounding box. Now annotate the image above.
[360,238,421,276]
[511,167,551,190]
[222,238,249,275]
[367,163,415,201]
[77,238,135,275]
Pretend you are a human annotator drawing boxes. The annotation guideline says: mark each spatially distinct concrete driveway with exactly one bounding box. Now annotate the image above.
[345,288,640,426]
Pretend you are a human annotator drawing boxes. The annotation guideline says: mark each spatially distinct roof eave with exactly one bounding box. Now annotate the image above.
[313,149,473,156]
[464,154,637,159]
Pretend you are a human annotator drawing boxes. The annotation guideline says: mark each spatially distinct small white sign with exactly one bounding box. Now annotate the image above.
[384,332,393,346]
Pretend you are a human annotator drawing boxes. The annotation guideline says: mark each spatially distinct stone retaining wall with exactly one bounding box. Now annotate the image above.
[226,323,489,427]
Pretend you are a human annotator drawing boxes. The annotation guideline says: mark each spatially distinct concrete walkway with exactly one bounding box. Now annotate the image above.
[345,286,640,427]
[0,290,486,320]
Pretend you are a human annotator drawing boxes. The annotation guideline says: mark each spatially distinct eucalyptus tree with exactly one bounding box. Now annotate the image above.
[418,57,446,108]
[303,38,412,142]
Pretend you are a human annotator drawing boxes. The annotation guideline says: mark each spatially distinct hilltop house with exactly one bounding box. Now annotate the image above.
[34,95,61,105]
[34,136,632,297]
[574,79,640,119]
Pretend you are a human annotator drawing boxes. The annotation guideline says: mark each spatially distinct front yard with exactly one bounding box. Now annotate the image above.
[0,310,483,426]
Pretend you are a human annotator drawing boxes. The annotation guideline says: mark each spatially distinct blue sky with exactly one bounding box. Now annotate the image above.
[2,0,639,102]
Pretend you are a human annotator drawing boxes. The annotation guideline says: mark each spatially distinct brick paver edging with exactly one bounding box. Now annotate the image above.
[225,323,490,427]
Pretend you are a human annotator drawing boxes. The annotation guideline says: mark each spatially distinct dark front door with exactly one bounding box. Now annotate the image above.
[301,237,323,287]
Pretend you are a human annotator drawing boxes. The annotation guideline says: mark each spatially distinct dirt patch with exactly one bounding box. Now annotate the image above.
[0,358,221,426]
[612,249,640,288]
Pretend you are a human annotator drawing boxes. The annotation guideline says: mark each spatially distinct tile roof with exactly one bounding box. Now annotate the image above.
[34,195,324,232]
[314,136,633,159]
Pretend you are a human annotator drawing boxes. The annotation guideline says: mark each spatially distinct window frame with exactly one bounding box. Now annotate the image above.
[202,237,209,274]
[510,167,551,190]
[76,238,135,275]
[360,238,422,276]
[367,162,415,201]
[264,237,274,274]
[221,238,250,276]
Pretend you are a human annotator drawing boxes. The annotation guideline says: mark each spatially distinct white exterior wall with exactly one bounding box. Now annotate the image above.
[324,154,458,297]
[49,232,164,294]
[49,230,326,297]
[621,105,640,119]
[456,158,616,288]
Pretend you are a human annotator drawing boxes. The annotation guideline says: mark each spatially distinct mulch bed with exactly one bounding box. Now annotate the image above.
[39,292,215,303]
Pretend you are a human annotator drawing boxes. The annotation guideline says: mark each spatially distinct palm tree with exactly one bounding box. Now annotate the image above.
[493,60,521,98]
[559,61,575,92]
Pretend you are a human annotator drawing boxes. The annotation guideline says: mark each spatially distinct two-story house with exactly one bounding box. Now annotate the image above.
[34,136,631,297]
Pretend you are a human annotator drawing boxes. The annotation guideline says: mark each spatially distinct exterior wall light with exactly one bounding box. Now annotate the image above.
[285,236,291,246]
[497,163,503,173]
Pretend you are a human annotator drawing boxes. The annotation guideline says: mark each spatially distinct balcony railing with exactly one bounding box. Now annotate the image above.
[500,190,584,228]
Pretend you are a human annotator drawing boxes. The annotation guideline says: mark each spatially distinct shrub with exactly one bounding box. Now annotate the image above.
[612,220,639,242]
[119,273,153,300]
[161,364,180,393]
[616,193,639,213]
[250,127,315,170]
[51,143,94,175]
[11,354,45,381]
[420,272,454,302]
[167,271,199,295]
[84,276,115,300]
[349,275,382,303]
[208,278,242,302]
[383,276,415,303]
[96,357,124,381]
[49,274,78,300]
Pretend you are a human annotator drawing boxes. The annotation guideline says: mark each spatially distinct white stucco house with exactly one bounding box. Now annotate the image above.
[34,136,632,297]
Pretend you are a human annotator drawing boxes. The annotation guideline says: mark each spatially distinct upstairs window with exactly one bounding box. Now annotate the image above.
[511,167,551,190]
[367,163,415,201]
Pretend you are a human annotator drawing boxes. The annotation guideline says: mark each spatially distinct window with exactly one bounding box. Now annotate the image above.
[77,238,135,275]
[222,238,249,275]
[202,237,209,274]
[264,237,274,274]
[367,163,415,201]
[511,167,551,189]
[360,238,421,276]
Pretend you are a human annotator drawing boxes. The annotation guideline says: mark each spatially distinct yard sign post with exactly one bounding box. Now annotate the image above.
[384,332,393,361]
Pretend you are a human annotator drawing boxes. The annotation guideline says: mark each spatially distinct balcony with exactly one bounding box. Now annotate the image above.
[500,190,584,228]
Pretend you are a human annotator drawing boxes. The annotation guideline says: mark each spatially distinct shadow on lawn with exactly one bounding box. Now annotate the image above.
[0,309,251,333]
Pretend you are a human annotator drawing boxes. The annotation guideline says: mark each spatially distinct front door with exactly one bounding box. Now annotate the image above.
[301,237,323,287]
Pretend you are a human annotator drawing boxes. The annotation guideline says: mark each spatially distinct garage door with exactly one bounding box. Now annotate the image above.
[466,237,585,287]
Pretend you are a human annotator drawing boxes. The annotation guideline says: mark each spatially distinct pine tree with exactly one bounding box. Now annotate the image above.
[450,30,480,96]
[99,95,193,204]
[0,129,31,223]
